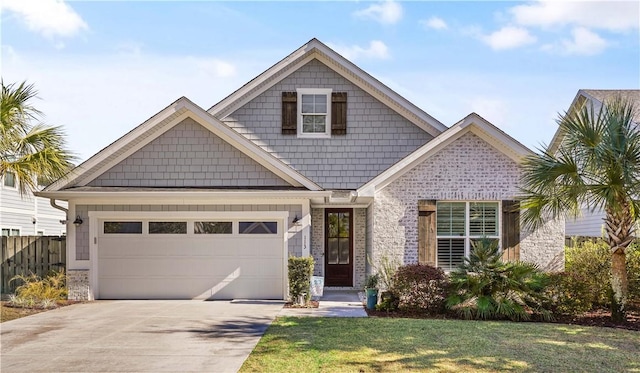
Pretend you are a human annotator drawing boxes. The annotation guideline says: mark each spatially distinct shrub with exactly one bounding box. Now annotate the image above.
[391,264,448,314]
[564,238,640,308]
[364,273,380,289]
[543,272,593,315]
[446,238,551,321]
[288,257,314,305]
[9,270,67,309]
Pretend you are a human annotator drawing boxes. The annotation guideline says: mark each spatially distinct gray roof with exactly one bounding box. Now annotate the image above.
[581,89,640,122]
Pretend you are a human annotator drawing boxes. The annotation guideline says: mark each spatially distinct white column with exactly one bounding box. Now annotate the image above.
[302,200,311,257]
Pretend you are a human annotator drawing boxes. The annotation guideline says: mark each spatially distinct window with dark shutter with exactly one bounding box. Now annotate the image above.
[331,92,347,135]
[282,92,297,135]
[501,200,520,262]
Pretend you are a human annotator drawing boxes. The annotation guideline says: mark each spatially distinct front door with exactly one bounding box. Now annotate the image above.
[325,208,353,286]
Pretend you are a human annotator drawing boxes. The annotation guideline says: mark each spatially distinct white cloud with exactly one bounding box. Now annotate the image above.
[353,0,403,25]
[469,97,509,127]
[191,58,237,78]
[510,0,639,32]
[328,40,390,61]
[1,0,88,38]
[421,17,448,31]
[560,27,608,56]
[480,26,537,50]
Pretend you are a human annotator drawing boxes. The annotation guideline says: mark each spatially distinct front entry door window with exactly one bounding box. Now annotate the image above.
[325,209,353,286]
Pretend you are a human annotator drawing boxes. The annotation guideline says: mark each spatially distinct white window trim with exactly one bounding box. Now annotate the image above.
[296,88,332,139]
[1,227,21,236]
[435,201,501,270]
[2,171,17,190]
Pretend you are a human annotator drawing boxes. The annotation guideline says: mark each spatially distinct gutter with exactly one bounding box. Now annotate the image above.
[50,199,68,223]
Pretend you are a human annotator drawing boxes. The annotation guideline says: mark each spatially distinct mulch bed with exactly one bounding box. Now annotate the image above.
[366,307,640,331]
[283,300,320,309]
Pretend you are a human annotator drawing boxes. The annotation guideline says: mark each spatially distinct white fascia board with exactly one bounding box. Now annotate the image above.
[45,100,190,192]
[548,90,595,154]
[35,190,332,204]
[181,100,322,191]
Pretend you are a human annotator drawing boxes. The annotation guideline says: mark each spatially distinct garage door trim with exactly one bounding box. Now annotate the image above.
[88,211,290,300]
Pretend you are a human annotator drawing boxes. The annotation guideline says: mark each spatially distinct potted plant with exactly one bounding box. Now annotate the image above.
[364,273,380,310]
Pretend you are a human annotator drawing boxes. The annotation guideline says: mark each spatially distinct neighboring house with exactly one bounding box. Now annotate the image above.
[1,171,67,237]
[549,89,640,238]
[38,39,564,301]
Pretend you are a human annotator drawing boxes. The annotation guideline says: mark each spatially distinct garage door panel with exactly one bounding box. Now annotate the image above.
[97,219,285,300]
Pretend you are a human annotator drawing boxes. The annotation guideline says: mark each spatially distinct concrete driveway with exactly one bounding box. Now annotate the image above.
[1,300,284,373]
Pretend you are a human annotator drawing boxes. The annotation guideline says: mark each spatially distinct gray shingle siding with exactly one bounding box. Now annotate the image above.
[224,59,434,190]
[88,118,290,188]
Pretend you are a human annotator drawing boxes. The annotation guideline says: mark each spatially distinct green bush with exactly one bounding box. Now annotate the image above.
[391,264,448,314]
[446,238,551,321]
[564,238,640,307]
[9,270,67,309]
[543,272,593,315]
[288,257,314,305]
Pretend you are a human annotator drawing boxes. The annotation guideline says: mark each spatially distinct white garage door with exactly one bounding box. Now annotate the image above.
[97,218,285,300]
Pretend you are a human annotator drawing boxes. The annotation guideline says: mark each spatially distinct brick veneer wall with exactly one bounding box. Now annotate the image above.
[372,131,565,270]
[310,207,366,289]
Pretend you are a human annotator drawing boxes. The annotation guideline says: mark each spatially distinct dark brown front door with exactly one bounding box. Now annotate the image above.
[325,208,353,286]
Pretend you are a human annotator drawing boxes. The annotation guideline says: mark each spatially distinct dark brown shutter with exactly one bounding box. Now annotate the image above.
[282,92,297,135]
[418,200,437,266]
[331,92,347,135]
[501,200,520,262]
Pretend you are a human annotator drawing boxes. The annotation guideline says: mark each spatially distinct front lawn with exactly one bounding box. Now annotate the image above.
[241,317,640,373]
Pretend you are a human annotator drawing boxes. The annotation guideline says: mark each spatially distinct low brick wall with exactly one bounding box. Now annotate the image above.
[67,269,90,301]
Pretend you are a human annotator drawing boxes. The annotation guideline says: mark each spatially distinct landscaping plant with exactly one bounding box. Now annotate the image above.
[520,96,639,321]
[446,238,552,321]
[288,257,314,305]
[9,270,67,309]
[391,263,448,313]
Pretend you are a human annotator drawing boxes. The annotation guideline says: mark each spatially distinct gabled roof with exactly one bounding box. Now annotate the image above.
[358,113,533,196]
[207,38,447,137]
[549,89,640,153]
[43,97,323,192]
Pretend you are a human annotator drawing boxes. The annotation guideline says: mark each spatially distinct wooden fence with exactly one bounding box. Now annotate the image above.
[1,236,66,294]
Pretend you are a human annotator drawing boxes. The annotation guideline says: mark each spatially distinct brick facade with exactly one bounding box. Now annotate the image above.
[372,131,565,270]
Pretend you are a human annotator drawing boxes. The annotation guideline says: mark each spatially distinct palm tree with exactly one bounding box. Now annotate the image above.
[520,96,639,322]
[1,80,75,194]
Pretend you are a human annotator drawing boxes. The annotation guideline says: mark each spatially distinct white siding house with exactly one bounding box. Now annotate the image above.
[1,172,67,237]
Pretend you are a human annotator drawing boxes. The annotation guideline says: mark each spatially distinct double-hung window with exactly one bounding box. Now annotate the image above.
[297,88,331,138]
[436,201,499,271]
[3,172,16,188]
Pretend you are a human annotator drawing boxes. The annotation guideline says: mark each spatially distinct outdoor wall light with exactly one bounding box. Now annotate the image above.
[292,215,301,225]
[73,215,83,226]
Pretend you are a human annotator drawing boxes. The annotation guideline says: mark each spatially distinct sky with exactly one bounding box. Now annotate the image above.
[1,0,639,162]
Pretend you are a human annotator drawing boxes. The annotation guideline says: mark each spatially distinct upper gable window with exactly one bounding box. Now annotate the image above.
[297,88,332,138]
[3,171,16,188]
[282,90,347,136]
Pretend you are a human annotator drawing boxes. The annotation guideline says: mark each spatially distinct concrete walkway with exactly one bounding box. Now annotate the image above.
[278,290,368,317]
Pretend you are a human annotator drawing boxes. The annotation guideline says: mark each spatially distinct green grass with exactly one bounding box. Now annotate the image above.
[241,317,640,373]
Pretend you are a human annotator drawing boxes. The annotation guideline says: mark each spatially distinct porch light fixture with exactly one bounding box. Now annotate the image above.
[292,215,301,225]
[73,215,83,226]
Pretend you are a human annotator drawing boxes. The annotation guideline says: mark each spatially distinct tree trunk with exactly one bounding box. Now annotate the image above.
[611,250,628,322]
[604,205,633,322]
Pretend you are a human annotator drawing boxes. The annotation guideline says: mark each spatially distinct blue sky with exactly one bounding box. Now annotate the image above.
[2,0,639,162]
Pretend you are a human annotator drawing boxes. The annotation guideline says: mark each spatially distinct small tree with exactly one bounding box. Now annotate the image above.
[520,96,639,321]
[1,80,75,194]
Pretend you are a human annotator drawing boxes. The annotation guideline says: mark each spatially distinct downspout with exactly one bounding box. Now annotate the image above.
[50,199,68,221]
